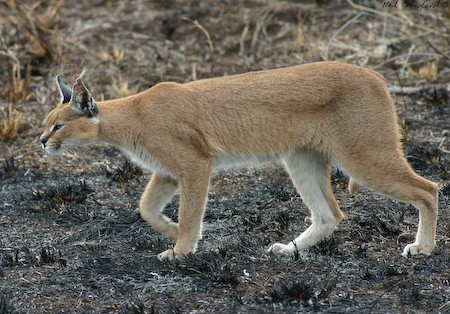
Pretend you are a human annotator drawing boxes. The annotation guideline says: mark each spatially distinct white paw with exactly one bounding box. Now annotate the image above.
[402,243,432,258]
[157,249,176,261]
[267,242,296,255]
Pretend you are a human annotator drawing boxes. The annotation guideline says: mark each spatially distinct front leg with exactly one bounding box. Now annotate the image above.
[158,159,212,261]
[139,173,179,241]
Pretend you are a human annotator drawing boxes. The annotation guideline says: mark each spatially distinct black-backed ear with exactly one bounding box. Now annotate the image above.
[71,77,99,118]
[56,75,73,104]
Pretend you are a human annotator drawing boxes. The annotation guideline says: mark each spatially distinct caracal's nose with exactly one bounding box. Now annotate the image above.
[40,136,48,147]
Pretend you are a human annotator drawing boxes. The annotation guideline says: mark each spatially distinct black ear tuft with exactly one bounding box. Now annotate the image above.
[56,75,73,104]
[71,78,99,118]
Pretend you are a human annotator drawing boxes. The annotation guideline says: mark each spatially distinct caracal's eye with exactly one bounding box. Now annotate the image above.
[52,123,64,132]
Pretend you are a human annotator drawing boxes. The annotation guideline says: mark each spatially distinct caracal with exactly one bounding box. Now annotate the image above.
[40,62,438,260]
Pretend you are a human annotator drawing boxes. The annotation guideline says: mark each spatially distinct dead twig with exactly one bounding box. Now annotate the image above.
[388,86,423,94]
[304,33,326,61]
[74,46,94,84]
[371,53,441,70]
[57,34,69,75]
[368,278,413,314]
[325,12,364,60]
[53,41,92,106]
[183,17,215,78]
[54,34,68,107]
[427,40,450,60]
[239,23,250,56]
[396,72,408,141]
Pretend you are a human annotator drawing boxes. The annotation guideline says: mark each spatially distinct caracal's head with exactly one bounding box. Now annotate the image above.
[40,76,100,155]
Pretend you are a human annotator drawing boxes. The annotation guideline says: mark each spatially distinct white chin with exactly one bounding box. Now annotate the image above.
[43,146,59,155]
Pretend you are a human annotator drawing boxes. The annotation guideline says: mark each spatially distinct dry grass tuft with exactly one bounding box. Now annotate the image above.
[2,61,32,103]
[1,103,23,141]
[111,70,138,98]
[0,35,32,104]
[111,44,125,66]
[1,0,60,59]
[408,61,439,80]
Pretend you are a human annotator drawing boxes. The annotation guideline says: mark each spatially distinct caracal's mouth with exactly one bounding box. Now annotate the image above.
[42,140,80,155]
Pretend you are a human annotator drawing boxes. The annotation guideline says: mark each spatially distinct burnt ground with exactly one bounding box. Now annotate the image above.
[1,0,450,313]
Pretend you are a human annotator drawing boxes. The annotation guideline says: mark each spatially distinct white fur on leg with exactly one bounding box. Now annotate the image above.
[402,202,436,257]
[269,150,341,256]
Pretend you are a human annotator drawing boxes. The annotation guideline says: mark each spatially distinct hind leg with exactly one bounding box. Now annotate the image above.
[394,172,437,257]
[269,150,344,255]
[139,173,179,241]
[344,155,438,257]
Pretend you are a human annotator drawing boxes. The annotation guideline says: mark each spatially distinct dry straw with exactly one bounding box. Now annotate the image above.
[183,17,215,78]
[1,0,61,59]
[1,103,23,142]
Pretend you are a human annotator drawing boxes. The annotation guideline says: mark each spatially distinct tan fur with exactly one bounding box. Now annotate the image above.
[41,62,438,260]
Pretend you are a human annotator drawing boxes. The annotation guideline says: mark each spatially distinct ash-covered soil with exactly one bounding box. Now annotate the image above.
[1,1,450,313]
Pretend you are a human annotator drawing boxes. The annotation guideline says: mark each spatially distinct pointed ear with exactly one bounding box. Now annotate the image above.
[56,75,73,104]
[71,77,99,118]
